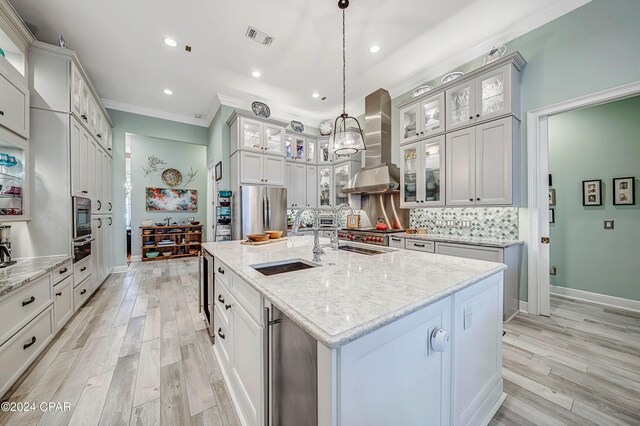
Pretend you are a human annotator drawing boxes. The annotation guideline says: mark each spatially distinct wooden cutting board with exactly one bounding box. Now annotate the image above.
[240,237,288,246]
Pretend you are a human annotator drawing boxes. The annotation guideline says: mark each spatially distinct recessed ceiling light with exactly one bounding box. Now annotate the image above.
[164,38,178,48]
[369,45,381,54]
[163,88,173,95]
[312,92,320,98]
[251,70,262,78]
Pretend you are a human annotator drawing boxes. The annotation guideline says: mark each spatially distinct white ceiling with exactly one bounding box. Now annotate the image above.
[11,0,589,127]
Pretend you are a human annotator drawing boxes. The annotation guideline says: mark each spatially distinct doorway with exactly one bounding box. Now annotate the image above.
[526,81,640,316]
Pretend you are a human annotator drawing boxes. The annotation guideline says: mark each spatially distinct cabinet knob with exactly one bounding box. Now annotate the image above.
[217,328,226,340]
[55,291,62,297]
[225,303,231,310]
[0,111,4,116]
[469,116,473,120]
[476,198,481,201]
[469,198,473,202]
[476,114,480,118]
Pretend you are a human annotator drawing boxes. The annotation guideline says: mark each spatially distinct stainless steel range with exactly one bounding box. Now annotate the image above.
[337,228,404,246]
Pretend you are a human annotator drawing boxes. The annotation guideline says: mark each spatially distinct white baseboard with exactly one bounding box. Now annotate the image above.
[550,285,640,313]
[113,265,129,273]
[519,301,528,314]
[130,255,142,262]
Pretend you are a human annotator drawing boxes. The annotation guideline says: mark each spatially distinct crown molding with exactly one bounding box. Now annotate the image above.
[0,0,35,47]
[386,0,591,100]
[101,99,210,127]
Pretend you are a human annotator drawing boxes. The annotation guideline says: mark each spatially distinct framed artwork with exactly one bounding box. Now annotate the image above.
[146,187,198,211]
[582,179,602,206]
[215,161,223,182]
[613,177,635,205]
[549,188,556,206]
[549,208,555,224]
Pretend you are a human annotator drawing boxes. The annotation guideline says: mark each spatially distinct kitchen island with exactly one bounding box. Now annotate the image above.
[201,236,507,426]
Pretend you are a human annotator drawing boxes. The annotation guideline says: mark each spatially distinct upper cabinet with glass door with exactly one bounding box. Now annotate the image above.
[228,112,287,157]
[264,124,284,156]
[285,133,306,161]
[446,63,519,131]
[400,136,445,208]
[399,92,445,145]
[317,138,333,164]
[306,138,316,163]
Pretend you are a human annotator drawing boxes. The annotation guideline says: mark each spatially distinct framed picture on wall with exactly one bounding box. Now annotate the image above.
[215,161,222,182]
[582,179,602,206]
[613,177,635,205]
[549,208,555,224]
[549,189,556,205]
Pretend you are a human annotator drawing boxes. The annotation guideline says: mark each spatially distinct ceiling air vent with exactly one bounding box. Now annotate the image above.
[245,26,274,46]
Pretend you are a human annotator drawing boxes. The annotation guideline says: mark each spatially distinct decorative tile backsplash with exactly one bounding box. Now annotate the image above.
[410,207,519,240]
[288,209,364,228]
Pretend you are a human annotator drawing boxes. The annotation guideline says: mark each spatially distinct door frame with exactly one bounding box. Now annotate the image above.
[526,80,640,316]
[207,161,216,242]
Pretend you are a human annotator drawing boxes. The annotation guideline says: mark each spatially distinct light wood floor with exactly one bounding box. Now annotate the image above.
[0,259,240,426]
[2,259,639,426]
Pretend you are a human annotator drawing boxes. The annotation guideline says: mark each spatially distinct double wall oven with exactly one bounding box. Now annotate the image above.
[72,196,94,263]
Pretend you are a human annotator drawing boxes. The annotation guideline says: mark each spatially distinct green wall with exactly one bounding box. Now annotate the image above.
[391,0,640,301]
[108,109,208,267]
[129,134,207,257]
[548,96,640,301]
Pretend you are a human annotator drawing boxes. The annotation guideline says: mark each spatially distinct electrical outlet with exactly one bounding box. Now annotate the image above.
[446,220,456,228]
[464,307,473,330]
[435,219,444,227]
[604,220,614,230]
[549,265,557,276]
[461,220,471,228]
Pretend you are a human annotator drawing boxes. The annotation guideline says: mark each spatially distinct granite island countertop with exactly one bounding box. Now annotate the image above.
[0,255,72,298]
[202,236,506,348]
[389,233,523,248]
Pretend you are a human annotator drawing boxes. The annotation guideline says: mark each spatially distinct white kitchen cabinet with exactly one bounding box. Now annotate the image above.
[264,124,284,156]
[446,117,518,206]
[318,166,333,208]
[317,137,333,164]
[231,115,286,157]
[238,117,263,153]
[71,63,83,118]
[400,135,445,208]
[285,163,292,207]
[285,133,306,162]
[53,276,73,332]
[333,163,350,206]
[263,155,285,186]
[399,92,445,145]
[106,156,113,212]
[91,217,103,293]
[405,239,435,253]
[71,117,91,198]
[239,152,263,185]
[87,137,98,211]
[290,163,306,208]
[446,64,518,131]
[305,165,317,208]
[0,71,29,139]
[306,138,316,163]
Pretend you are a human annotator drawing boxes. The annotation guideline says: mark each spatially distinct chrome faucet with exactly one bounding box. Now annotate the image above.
[331,204,354,250]
[292,208,324,262]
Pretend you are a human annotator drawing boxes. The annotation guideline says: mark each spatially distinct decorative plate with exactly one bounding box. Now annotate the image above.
[291,120,304,133]
[161,168,183,187]
[441,71,464,84]
[251,101,271,118]
[411,85,433,98]
[318,120,333,136]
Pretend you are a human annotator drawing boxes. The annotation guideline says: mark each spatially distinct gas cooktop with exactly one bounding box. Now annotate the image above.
[342,228,405,234]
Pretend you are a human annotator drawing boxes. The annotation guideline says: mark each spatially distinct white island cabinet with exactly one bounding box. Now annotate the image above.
[202,237,506,426]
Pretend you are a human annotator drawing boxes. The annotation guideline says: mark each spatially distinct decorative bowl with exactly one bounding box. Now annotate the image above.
[219,190,232,197]
[143,230,154,235]
[318,120,333,136]
[265,230,283,239]
[162,252,172,257]
[251,101,271,118]
[144,241,154,246]
[190,221,200,225]
[161,168,183,187]
[219,201,230,207]
[290,121,304,133]
[155,222,166,226]
[411,85,433,98]
[247,233,269,242]
[441,71,464,84]
[145,251,160,258]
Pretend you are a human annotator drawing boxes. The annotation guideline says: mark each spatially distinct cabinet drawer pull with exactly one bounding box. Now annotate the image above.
[469,116,473,120]
[97,200,102,210]
[413,243,426,248]
[23,336,37,350]
[80,267,87,272]
[476,198,480,201]
[22,296,36,307]
[59,267,68,274]
[225,304,231,310]
[217,294,225,304]
[476,114,480,118]
[81,114,87,121]
[82,190,88,194]
[217,328,225,340]
[391,238,401,242]
[0,110,4,116]
[108,202,112,211]
[97,134,102,139]
[469,198,473,202]
[80,289,87,295]
[55,291,63,296]
[108,218,112,225]
[217,267,224,274]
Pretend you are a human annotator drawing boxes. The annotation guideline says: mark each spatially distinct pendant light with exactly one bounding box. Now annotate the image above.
[331,0,366,156]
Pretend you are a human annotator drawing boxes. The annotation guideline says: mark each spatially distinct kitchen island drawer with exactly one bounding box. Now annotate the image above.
[230,273,262,325]
[54,261,72,284]
[389,236,406,249]
[74,257,91,287]
[214,305,231,369]
[214,257,230,289]
[0,273,52,346]
[405,239,435,253]
[74,276,91,311]
[0,306,54,396]
[53,276,73,332]
[435,243,502,262]
[215,277,231,329]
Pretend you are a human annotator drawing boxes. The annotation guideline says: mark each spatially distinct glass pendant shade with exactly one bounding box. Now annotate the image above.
[331,113,365,155]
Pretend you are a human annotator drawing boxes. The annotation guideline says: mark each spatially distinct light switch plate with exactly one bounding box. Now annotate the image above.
[604,220,614,230]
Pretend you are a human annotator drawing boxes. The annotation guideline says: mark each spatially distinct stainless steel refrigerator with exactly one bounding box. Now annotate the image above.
[234,186,288,240]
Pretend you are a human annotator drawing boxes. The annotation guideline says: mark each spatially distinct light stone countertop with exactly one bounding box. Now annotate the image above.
[202,236,506,348]
[0,255,72,298]
[390,233,523,248]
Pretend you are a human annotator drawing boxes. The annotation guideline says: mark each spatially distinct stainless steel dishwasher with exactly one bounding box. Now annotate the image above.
[264,305,318,426]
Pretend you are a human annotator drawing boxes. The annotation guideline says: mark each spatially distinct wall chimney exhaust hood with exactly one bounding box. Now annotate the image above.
[342,89,400,194]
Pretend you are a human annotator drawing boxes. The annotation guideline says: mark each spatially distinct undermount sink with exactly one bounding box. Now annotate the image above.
[251,258,319,276]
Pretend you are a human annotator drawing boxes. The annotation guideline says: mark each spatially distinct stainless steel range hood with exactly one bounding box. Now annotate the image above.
[342,89,400,194]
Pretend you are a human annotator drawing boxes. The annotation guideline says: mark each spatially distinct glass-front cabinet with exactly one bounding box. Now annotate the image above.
[317,138,332,164]
[334,163,350,206]
[285,134,305,161]
[240,118,264,152]
[0,142,27,220]
[264,125,284,155]
[399,92,445,145]
[306,138,316,163]
[318,166,333,208]
[446,80,474,131]
[400,135,444,208]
